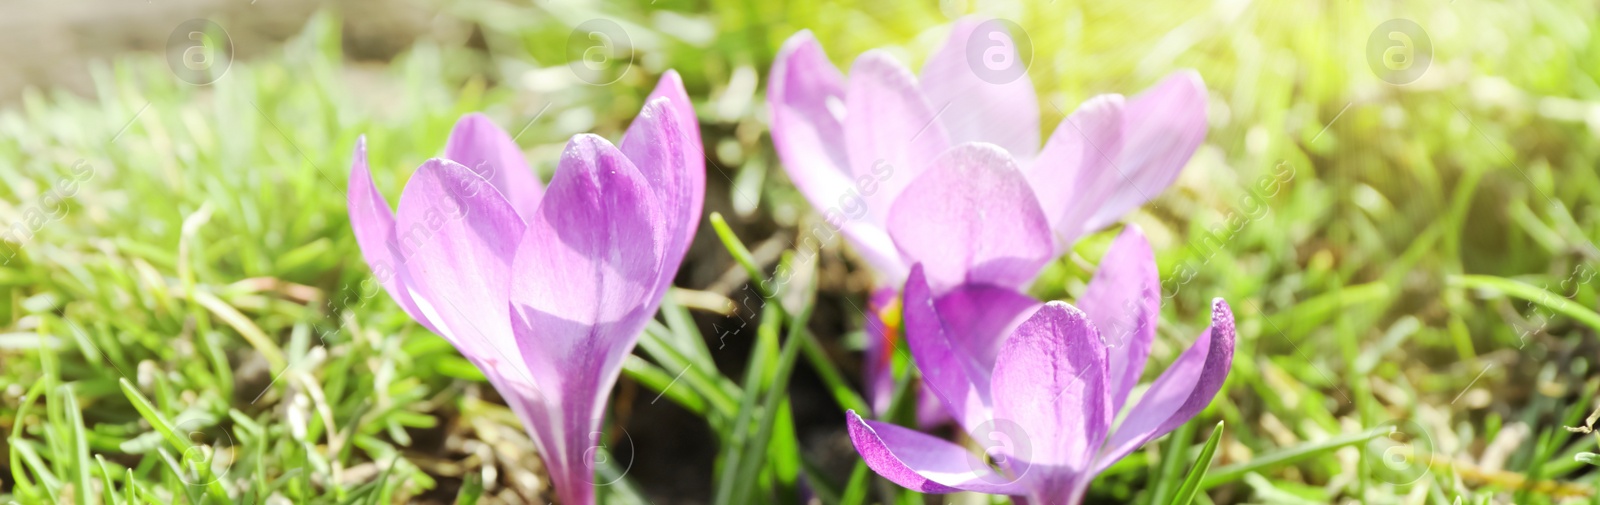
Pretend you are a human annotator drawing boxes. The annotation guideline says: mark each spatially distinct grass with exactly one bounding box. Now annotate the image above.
[2,0,1600,503]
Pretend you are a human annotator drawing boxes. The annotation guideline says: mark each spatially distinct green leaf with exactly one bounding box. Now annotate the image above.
[1172,421,1225,505]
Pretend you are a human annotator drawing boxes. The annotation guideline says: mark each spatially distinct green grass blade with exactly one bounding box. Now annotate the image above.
[10,380,50,499]
[840,461,871,505]
[729,310,811,503]
[1451,275,1600,332]
[622,354,709,415]
[709,212,770,298]
[1172,421,1225,505]
[454,471,484,505]
[118,378,231,502]
[798,329,871,414]
[1202,427,1387,489]
[711,302,784,505]
[62,385,92,505]
[1148,417,1200,504]
[95,455,119,505]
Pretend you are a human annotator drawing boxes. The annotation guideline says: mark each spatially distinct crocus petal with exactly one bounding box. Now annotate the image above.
[641,70,702,155]
[770,31,904,278]
[887,143,1053,292]
[990,302,1111,500]
[1083,71,1208,232]
[1028,94,1127,251]
[844,50,951,227]
[933,284,1041,382]
[1079,226,1159,413]
[846,410,1030,495]
[863,287,898,415]
[394,158,525,370]
[1095,298,1235,473]
[444,113,544,219]
[919,17,1040,161]
[901,265,992,432]
[346,137,436,333]
[507,134,667,505]
[619,95,700,301]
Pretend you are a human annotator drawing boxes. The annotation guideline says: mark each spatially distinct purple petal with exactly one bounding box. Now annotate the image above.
[642,70,701,154]
[1084,71,1208,232]
[1095,298,1235,472]
[507,134,668,505]
[844,50,951,229]
[887,143,1053,292]
[919,17,1041,161]
[901,265,992,432]
[504,376,597,505]
[444,113,544,219]
[769,32,904,278]
[393,158,525,370]
[620,93,700,302]
[863,286,897,415]
[1028,94,1127,251]
[479,372,571,501]
[346,137,436,333]
[1080,226,1160,413]
[990,302,1110,500]
[933,284,1041,382]
[846,410,1030,495]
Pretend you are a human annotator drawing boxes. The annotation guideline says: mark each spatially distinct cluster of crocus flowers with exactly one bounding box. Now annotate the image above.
[345,14,1232,504]
[347,72,702,505]
[768,19,1210,420]
[846,229,1236,504]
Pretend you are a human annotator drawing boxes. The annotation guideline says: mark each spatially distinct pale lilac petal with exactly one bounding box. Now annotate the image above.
[846,410,1030,495]
[919,17,1040,160]
[394,158,525,369]
[843,50,951,228]
[444,113,544,219]
[1080,226,1159,413]
[990,302,1110,500]
[901,265,991,432]
[1095,298,1235,472]
[1028,94,1126,251]
[506,134,667,505]
[346,137,436,333]
[770,32,904,278]
[1083,71,1208,232]
[887,143,1053,292]
[619,94,700,301]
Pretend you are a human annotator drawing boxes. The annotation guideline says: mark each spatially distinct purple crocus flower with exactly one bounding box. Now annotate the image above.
[768,20,1208,417]
[846,228,1235,504]
[347,72,702,505]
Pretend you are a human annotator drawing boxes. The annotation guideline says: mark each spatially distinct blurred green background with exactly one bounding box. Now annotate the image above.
[2,0,1600,503]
